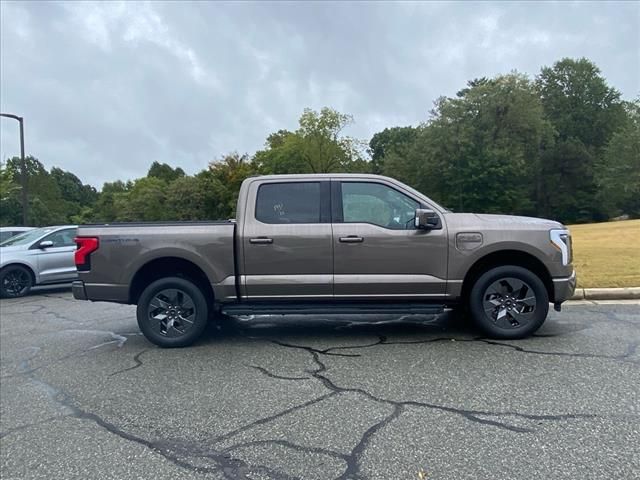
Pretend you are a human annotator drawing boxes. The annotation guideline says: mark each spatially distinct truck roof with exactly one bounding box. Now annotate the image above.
[248,173,396,181]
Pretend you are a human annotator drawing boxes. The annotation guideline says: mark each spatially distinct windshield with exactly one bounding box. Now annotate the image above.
[0,227,57,247]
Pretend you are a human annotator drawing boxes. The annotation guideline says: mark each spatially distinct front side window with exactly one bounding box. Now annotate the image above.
[42,229,77,247]
[341,182,419,230]
[256,182,321,224]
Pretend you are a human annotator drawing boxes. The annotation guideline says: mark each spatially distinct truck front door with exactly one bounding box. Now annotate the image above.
[242,180,332,299]
[331,180,448,299]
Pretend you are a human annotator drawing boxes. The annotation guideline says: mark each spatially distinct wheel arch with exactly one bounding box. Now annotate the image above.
[129,257,215,306]
[460,250,554,304]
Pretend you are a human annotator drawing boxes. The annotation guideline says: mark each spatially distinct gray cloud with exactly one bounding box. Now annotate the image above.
[1,1,638,187]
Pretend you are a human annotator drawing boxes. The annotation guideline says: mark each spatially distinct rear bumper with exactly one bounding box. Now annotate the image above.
[72,281,87,300]
[553,270,577,303]
[72,280,129,303]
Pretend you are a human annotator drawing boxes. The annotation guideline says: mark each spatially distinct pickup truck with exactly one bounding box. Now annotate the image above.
[72,173,576,347]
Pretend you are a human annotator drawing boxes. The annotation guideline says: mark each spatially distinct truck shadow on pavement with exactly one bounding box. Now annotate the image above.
[199,309,584,346]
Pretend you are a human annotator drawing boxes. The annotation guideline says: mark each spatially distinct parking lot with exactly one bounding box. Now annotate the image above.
[0,289,638,480]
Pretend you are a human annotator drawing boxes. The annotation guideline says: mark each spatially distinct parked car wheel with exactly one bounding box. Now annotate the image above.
[136,277,209,348]
[0,265,33,298]
[469,265,548,339]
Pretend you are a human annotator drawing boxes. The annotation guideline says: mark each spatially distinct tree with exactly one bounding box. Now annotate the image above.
[5,156,67,226]
[369,126,419,174]
[254,107,368,175]
[114,177,167,222]
[0,162,21,226]
[414,74,552,215]
[536,58,627,222]
[147,161,185,183]
[165,176,208,220]
[201,153,255,219]
[596,100,640,217]
[92,180,129,222]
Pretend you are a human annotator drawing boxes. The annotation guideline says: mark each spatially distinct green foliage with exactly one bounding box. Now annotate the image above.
[1,58,637,225]
[165,176,208,220]
[254,107,368,175]
[92,181,129,222]
[5,156,68,226]
[201,153,256,219]
[114,177,167,222]
[369,126,419,174]
[596,100,640,217]
[0,162,21,225]
[410,74,553,215]
[148,161,185,183]
[535,58,627,222]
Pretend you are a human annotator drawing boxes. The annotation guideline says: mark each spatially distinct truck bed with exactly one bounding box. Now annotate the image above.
[76,221,237,304]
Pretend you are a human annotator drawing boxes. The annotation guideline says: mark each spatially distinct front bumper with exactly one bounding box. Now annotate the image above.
[553,270,577,303]
[72,281,88,300]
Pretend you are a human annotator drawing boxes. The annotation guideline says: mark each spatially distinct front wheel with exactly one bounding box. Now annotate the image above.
[136,277,209,348]
[469,265,549,339]
[1,265,33,298]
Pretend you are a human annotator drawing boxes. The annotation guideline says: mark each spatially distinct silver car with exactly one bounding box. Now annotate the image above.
[0,225,78,298]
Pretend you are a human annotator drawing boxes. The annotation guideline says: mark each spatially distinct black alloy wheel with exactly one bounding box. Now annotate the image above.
[469,265,549,339]
[0,266,33,298]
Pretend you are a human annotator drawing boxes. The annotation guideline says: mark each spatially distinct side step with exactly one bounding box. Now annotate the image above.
[221,302,445,316]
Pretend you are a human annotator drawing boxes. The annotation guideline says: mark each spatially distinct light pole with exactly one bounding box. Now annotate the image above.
[0,113,28,225]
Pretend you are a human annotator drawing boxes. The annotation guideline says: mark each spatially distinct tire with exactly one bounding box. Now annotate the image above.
[1,265,33,298]
[136,276,209,348]
[468,265,549,339]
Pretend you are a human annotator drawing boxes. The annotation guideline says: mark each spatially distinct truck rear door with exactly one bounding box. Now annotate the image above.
[241,180,332,299]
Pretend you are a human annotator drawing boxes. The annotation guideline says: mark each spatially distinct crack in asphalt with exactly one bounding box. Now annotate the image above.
[14,353,313,479]
[258,336,603,479]
[109,349,151,377]
[248,365,309,381]
[4,303,638,480]
[479,339,640,364]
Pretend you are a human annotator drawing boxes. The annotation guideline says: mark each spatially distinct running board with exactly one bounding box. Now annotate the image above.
[221,302,445,316]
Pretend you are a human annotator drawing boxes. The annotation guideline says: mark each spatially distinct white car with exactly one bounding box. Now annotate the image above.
[0,225,78,298]
[0,226,35,243]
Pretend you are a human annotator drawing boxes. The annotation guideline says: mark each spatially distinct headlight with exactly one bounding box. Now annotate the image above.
[550,229,572,265]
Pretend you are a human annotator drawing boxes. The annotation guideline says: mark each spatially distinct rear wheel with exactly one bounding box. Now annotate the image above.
[469,265,548,339]
[0,265,33,298]
[136,277,209,348]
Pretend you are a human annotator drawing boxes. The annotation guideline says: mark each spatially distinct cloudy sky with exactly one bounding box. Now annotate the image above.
[1,1,638,188]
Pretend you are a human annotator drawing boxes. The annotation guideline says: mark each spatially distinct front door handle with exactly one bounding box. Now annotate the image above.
[339,236,364,243]
[249,237,273,245]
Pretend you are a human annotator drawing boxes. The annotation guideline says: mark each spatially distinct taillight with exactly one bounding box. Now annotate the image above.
[75,237,99,271]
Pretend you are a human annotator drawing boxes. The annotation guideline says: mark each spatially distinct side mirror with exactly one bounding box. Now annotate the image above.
[414,209,440,229]
[38,240,54,249]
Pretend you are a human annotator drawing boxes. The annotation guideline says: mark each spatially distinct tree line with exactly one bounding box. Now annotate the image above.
[1,57,638,227]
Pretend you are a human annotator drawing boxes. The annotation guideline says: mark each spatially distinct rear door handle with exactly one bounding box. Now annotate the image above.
[339,236,364,243]
[249,237,273,244]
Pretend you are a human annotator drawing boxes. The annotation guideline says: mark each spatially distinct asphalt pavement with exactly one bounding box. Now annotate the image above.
[1,288,639,480]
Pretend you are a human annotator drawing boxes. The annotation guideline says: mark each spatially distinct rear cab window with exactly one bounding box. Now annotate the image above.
[255,182,323,224]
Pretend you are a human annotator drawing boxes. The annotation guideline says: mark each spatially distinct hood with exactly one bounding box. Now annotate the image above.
[443,212,563,230]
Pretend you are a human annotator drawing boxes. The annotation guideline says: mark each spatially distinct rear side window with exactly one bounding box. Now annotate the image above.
[256,182,321,224]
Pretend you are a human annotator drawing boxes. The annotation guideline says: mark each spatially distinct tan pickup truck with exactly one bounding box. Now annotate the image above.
[72,174,576,347]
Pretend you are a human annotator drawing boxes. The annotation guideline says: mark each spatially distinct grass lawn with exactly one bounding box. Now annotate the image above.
[569,219,640,288]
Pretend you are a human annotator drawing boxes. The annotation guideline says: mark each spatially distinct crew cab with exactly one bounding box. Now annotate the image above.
[72,174,576,347]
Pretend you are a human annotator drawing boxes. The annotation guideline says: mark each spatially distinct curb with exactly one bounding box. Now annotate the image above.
[570,287,640,301]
